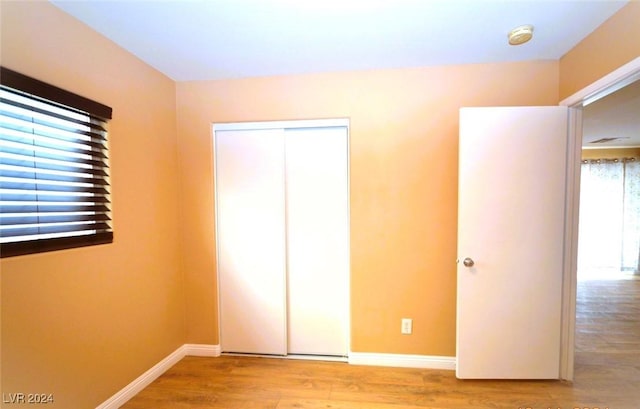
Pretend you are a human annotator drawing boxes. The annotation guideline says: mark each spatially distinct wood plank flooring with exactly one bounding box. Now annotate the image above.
[122,277,640,409]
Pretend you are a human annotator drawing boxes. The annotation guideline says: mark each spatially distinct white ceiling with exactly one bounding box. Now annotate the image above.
[583,79,640,149]
[50,0,628,82]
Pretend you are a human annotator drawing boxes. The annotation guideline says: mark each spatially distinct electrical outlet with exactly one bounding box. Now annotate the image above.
[401,318,412,335]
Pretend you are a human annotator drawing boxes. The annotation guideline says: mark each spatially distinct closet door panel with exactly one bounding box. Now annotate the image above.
[215,129,287,355]
[285,127,349,356]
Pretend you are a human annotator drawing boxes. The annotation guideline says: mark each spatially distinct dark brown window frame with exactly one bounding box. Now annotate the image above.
[0,67,113,257]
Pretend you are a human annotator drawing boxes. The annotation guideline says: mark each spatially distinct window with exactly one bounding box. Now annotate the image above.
[0,67,113,257]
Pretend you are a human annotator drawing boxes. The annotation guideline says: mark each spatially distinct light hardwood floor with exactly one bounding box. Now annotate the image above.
[122,277,639,409]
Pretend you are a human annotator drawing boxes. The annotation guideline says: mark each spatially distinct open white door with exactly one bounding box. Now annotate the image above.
[457,107,568,379]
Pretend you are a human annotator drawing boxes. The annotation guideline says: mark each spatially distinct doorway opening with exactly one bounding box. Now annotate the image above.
[574,76,640,383]
[560,56,640,381]
[578,78,640,281]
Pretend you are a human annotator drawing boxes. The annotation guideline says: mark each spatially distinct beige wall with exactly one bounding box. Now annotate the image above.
[559,1,640,101]
[0,2,184,408]
[177,61,560,355]
[2,0,637,406]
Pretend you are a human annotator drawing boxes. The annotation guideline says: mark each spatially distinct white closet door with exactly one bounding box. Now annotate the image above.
[285,127,349,356]
[215,129,287,355]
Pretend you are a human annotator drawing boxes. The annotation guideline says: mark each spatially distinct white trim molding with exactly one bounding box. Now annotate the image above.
[184,343,222,357]
[560,56,640,107]
[348,352,456,370]
[213,118,349,132]
[97,344,220,409]
[96,346,186,409]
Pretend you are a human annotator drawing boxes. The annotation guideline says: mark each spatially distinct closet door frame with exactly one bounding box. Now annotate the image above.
[212,118,351,359]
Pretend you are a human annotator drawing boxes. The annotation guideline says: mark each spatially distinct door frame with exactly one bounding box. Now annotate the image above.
[211,118,351,359]
[559,56,640,380]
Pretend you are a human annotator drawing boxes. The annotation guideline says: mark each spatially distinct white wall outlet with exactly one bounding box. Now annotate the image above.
[401,318,412,334]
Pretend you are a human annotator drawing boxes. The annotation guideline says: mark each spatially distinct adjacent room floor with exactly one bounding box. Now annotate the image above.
[122,276,640,409]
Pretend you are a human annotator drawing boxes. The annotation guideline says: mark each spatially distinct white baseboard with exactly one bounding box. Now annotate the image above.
[96,344,220,409]
[348,352,456,370]
[98,346,452,408]
[184,343,221,357]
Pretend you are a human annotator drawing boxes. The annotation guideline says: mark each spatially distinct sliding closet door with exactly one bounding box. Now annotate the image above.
[215,129,287,355]
[285,127,349,356]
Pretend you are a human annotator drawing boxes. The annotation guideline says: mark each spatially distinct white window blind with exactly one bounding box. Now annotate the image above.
[0,67,113,257]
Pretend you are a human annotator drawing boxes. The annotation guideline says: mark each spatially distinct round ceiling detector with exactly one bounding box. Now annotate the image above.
[508,25,534,45]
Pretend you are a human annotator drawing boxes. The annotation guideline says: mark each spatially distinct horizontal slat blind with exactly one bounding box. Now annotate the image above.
[0,67,113,257]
